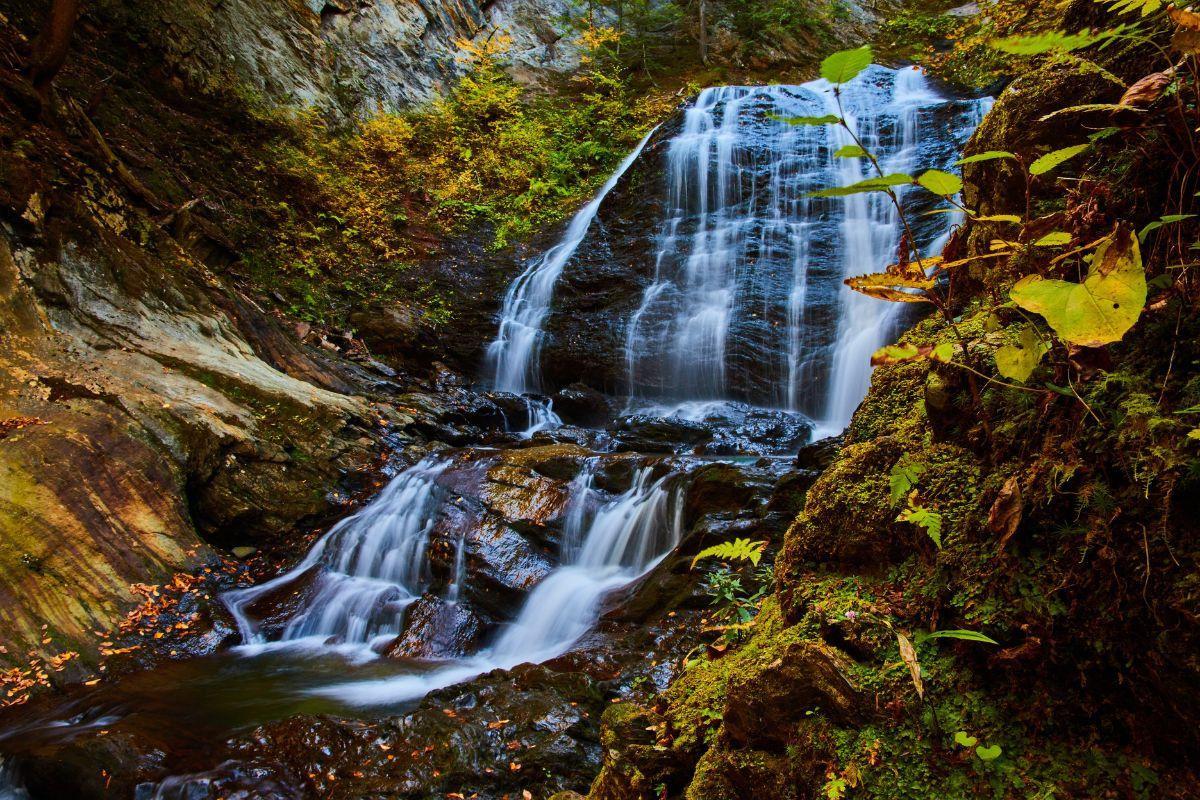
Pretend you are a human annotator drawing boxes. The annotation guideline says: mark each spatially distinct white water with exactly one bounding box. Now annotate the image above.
[309,464,683,706]
[624,67,989,431]
[224,458,450,659]
[224,457,683,707]
[488,130,657,397]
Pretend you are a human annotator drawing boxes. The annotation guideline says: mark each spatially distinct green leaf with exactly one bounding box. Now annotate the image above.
[955,151,1017,166]
[1029,144,1090,176]
[1045,382,1076,397]
[1010,227,1147,346]
[1103,0,1162,16]
[989,29,1115,55]
[808,173,914,198]
[1033,231,1073,246]
[1039,103,1145,122]
[1138,214,1196,242]
[923,629,1000,645]
[975,744,1003,761]
[954,732,979,748]
[834,144,868,158]
[973,214,1023,224]
[692,538,767,567]
[889,459,928,506]
[770,112,842,126]
[917,169,963,196]
[821,45,873,85]
[995,325,1049,382]
[897,505,943,548]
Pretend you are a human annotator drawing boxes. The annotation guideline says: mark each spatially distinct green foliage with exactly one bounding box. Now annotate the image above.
[897,503,944,548]
[1028,143,1091,176]
[1100,0,1163,17]
[820,45,873,84]
[917,169,964,197]
[995,325,1049,383]
[772,113,842,126]
[889,459,928,506]
[1011,228,1147,347]
[807,173,914,198]
[989,29,1120,55]
[955,150,1017,166]
[919,629,1000,645]
[1138,214,1197,241]
[693,538,767,567]
[834,144,867,158]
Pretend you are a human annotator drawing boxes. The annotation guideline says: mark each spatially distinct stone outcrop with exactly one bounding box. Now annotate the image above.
[79,0,580,119]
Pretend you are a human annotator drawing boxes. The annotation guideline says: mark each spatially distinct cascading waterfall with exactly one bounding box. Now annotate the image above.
[224,458,450,658]
[223,452,683,706]
[624,66,989,429]
[488,130,657,398]
[309,464,683,706]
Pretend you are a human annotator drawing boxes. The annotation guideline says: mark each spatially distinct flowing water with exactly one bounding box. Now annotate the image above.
[488,66,989,433]
[488,130,658,397]
[0,68,992,795]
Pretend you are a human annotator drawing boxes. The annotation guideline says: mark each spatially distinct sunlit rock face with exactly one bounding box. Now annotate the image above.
[98,0,580,117]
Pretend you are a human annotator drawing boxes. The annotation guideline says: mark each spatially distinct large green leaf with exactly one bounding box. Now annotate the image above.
[808,173,913,198]
[955,151,1017,166]
[834,144,868,158]
[770,113,841,126]
[1029,144,1090,176]
[821,46,873,85]
[922,629,1000,645]
[994,325,1049,382]
[1010,227,1146,347]
[917,169,963,196]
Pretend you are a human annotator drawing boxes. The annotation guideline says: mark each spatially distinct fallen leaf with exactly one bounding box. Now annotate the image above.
[895,631,924,700]
[1120,69,1175,107]
[988,476,1024,548]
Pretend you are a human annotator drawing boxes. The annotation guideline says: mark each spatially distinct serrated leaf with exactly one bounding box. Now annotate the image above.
[808,173,914,198]
[989,30,1115,55]
[834,144,868,158]
[1011,226,1146,346]
[692,538,767,567]
[889,459,928,506]
[1039,103,1144,122]
[1029,144,1090,176]
[956,151,1017,166]
[846,272,936,302]
[770,112,842,126]
[995,325,1049,382]
[1138,214,1196,242]
[917,169,963,196]
[1033,231,1073,246]
[821,46,873,84]
[923,629,1000,645]
[898,504,943,548]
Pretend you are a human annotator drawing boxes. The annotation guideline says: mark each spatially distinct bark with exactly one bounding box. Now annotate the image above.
[26,0,82,102]
[698,0,708,65]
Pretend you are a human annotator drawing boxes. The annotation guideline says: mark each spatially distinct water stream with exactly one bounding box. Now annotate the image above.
[0,67,991,797]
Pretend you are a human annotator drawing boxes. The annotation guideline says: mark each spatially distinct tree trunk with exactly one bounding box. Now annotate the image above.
[698,0,708,65]
[27,0,82,103]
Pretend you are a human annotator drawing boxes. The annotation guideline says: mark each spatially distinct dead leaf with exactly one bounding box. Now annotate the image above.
[895,631,924,700]
[1168,3,1200,30]
[988,476,1023,548]
[1120,69,1175,108]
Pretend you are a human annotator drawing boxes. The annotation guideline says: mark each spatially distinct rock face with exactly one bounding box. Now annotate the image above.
[86,0,580,118]
[0,121,404,670]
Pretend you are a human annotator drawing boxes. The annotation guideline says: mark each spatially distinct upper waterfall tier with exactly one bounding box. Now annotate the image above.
[491,66,990,431]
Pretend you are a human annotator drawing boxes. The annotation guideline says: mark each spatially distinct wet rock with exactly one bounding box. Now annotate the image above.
[682,463,762,528]
[552,383,614,427]
[721,641,862,750]
[793,433,843,471]
[610,415,713,453]
[385,595,485,659]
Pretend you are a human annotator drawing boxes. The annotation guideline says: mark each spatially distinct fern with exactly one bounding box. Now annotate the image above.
[1100,0,1162,17]
[692,538,767,567]
[897,504,944,548]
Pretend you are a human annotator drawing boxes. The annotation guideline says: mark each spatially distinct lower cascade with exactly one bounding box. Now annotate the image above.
[224,455,685,706]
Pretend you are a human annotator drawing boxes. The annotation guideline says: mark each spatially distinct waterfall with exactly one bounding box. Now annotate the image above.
[223,458,450,658]
[306,464,683,707]
[624,66,989,429]
[488,130,657,397]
